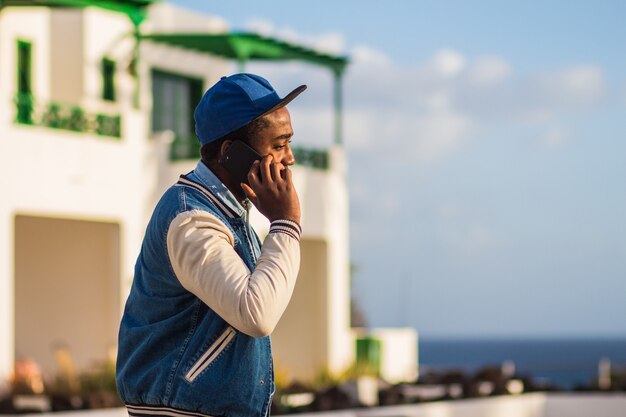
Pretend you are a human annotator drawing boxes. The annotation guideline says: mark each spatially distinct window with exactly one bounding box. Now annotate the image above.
[17,40,33,94]
[151,70,203,157]
[17,40,33,124]
[102,58,116,102]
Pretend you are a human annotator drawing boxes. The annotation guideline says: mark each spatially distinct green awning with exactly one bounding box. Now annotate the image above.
[0,0,156,25]
[140,32,349,75]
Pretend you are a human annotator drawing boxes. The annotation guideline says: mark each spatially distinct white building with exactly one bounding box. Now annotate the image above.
[0,0,359,384]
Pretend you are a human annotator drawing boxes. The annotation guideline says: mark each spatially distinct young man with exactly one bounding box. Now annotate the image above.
[116,73,306,417]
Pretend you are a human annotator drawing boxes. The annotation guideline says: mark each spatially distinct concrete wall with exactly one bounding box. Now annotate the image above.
[272,238,329,381]
[543,394,626,417]
[49,8,84,104]
[369,328,418,383]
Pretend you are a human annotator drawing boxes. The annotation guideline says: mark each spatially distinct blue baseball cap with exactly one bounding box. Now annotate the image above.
[194,73,307,145]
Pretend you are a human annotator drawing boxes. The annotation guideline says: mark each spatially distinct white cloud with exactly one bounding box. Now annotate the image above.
[343,110,376,150]
[344,106,474,161]
[289,107,334,147]
[540,127,569,148]
[274,27,303,45]
[411,111,474,161]
[244,32,607,162]
[340,46,605,160]
[243,18,274,37]
[431,49,466,78]
[425,91,453,112]
[467,56,512,85]
[242,18,346,56]
[560,66,604,98]
[457,64,606,126]
[311,32,346,55]
[351,45,393,67]
[340,48,478,160]
[536,65,605,107]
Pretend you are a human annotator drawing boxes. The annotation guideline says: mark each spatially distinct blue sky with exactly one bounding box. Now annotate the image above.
[169,0,626,338]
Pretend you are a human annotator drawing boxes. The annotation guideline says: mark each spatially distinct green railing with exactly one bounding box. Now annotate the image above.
[293,146,329,170]
[14,93,122,138]
[170,134,201,161]
[169,135,330,170]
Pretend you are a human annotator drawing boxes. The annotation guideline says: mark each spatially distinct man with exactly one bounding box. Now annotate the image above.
[116,73,306,417]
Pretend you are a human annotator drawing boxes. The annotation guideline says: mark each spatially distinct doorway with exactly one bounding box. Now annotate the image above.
[14,215,121,376]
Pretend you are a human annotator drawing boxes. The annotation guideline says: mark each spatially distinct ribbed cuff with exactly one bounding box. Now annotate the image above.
[269,219,302,241]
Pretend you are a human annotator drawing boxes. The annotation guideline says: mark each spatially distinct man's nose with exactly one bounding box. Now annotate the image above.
[282,145,296,166]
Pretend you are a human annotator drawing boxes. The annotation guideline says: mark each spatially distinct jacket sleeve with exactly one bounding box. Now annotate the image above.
[166,209,301,338]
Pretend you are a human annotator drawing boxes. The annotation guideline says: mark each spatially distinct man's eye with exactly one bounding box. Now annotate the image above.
[274,140,291,150]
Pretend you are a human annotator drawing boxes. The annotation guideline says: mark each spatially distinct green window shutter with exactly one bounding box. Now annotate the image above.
[17,40,32,94]
[102,58,116,101]
[16,39,33,124]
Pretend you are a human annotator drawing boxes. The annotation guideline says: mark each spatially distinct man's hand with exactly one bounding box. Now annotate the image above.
[241,155,301,223]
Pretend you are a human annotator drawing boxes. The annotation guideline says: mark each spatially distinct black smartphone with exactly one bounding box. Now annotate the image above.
[219,140,263,185]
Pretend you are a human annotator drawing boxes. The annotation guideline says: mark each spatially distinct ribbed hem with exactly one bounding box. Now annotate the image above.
[126,404,216,417]
[269,219,302,241]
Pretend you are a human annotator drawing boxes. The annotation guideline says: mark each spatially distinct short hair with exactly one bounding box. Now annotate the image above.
[200,116,270,163]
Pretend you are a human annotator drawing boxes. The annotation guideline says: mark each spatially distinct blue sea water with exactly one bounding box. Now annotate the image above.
[418,338,626,389]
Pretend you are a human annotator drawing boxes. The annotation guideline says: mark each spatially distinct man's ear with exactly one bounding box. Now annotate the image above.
[219,140,233,161]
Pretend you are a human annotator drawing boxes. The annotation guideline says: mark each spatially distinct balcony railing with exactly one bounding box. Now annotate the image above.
[14,93,122,138]
[170,134,201,161]
[169,135,330,170]
[293,146,329,170]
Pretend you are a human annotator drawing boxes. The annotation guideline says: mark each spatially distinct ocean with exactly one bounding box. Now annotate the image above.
[418,338,626,389]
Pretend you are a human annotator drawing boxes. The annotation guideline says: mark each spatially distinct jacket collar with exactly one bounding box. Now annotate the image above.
[192,160,247,218]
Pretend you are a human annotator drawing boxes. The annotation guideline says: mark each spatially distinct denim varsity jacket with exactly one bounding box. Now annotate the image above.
[116,161,301,417]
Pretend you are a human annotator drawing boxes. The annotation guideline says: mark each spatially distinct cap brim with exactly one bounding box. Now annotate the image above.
[259,84,307,118]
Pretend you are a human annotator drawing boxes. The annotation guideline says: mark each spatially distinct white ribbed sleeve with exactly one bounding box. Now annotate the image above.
[167,209,301,338]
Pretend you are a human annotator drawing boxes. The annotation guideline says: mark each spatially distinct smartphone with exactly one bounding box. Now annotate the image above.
[219,140,263,185]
